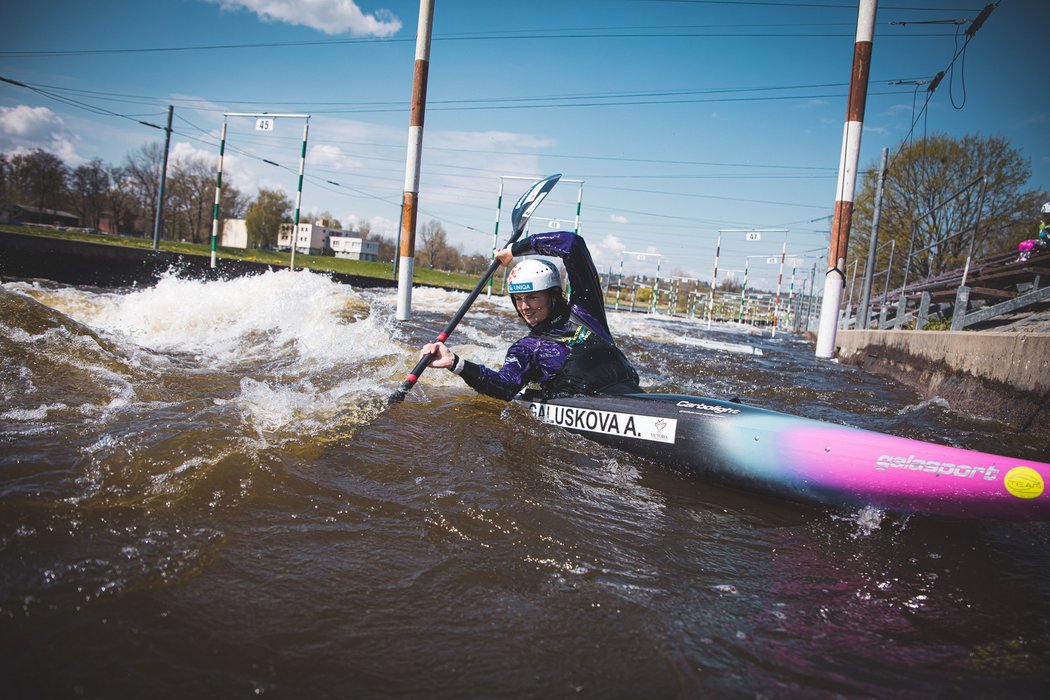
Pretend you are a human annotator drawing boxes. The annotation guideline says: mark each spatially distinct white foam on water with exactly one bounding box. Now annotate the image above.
[609,312,763,355]
[34,269,401,372]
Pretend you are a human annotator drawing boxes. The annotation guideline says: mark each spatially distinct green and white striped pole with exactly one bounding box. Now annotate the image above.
[209,119,228,269]
[487,178,504,298]
[573,183,583,234]
[650,255,662,314]
[289,119,310,272]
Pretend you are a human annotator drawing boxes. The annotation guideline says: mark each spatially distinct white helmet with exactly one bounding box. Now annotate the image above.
[507,258,561,294]
[1041,201,1050,215]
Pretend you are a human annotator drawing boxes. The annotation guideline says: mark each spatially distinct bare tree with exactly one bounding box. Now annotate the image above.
[123,142,165,236]
[166,155,215,243]
[69,159,110,230]
[419,219,451,269]
[106,165,137,235]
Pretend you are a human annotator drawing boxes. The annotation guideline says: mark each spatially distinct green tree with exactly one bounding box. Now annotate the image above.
[851,134,1045,286]
[302,210,341,229]
[245,189,291,249]
[9,149,68,220]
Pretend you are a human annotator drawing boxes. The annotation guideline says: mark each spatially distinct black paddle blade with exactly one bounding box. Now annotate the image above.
[511,173,561,235]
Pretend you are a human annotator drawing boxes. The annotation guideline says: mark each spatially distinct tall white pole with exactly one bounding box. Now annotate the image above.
[816,0,877,358]
[396,0,435,321]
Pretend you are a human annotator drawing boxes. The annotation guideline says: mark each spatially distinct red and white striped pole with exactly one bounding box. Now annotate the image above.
[396,0,435,321]
[815,0,877,358]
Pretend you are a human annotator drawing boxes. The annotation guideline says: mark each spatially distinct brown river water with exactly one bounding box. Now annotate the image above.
[1,269,1048,698]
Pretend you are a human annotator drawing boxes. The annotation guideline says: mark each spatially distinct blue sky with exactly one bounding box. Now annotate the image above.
[1,0,1047,288]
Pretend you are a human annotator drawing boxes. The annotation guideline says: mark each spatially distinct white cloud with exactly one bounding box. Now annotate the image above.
[208,0,402,37]
[345,213,397,237]
[170,140,217,165]
[309,143,365,170]
[586,234,627,269]
[608,214,628,225]
[0,105,82,164]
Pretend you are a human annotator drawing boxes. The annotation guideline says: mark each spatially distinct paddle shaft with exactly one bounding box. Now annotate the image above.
[389,173,561,402]
[392,244,520,399]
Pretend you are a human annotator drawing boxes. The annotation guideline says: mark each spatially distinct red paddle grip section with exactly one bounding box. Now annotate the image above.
[406,374,418,384]
[435,333,448,342]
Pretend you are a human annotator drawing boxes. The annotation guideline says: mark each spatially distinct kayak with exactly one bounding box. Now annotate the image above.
[516,392,1050,520]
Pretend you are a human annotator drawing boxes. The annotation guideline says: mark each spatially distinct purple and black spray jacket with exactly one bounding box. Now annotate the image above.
[457,231,640,401]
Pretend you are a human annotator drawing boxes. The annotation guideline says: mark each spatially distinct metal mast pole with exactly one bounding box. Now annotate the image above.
[857,147,888,330]
[152,105,173,252]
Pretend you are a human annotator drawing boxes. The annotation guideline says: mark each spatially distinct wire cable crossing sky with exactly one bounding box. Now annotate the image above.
[1,0,1045,287]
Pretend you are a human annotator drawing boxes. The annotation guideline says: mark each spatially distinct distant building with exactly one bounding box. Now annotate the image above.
[329,234,379,261]
[276,220,378,260]
[277,221,336,255]
[3,204,80,228]
[222,219,248,248]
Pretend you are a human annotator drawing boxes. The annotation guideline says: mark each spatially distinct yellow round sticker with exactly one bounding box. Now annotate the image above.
[1004,467,1045,500]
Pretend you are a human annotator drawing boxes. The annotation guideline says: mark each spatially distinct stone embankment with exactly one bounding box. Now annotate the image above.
[835,327,1050,445]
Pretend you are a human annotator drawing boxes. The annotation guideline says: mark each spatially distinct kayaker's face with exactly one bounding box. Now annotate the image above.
[512,291,553,326]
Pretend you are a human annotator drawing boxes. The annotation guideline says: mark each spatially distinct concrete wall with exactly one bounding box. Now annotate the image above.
[836,329,1050,442]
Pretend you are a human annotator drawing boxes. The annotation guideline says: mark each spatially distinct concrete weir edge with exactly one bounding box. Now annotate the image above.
[835,329,1050,444]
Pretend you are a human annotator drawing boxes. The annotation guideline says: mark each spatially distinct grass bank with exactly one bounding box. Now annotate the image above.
[0,224,487,292]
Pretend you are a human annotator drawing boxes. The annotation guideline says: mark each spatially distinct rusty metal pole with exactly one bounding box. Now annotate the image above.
[396,0,434,321]
[816,0,877,358]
